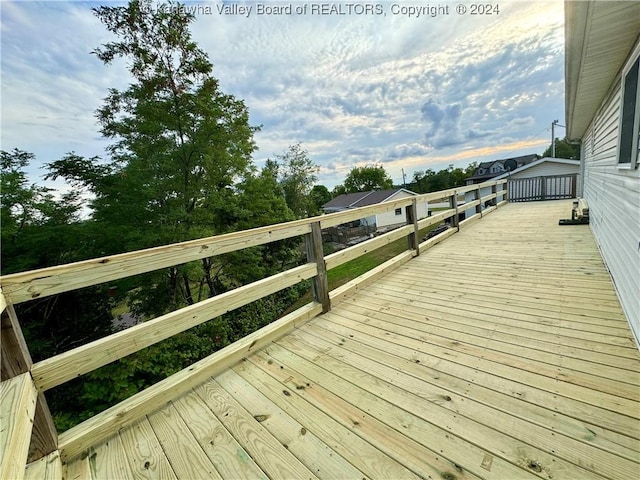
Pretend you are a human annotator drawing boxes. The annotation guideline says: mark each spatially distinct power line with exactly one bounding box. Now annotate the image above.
[500,125,551,159]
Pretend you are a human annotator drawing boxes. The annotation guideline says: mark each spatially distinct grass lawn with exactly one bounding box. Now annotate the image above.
[285,221,445,312]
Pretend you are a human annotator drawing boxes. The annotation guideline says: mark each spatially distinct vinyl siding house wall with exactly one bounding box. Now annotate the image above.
[565,1,640,347]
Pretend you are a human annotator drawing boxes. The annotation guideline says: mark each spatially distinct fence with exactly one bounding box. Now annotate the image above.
[0,179,507,476]
[507,174,577,202]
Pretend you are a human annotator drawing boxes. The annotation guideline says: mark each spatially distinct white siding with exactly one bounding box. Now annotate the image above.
[582,75,640,346]
[509,162,579,179]
[375,190,427,229]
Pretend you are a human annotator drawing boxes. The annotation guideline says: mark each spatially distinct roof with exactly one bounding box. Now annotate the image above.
[565,1,640,139]
[467,154,539,182]
[491,157,580,181]
[322,189,416,210]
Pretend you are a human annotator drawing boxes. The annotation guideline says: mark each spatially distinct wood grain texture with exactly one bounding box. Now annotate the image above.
[194,378,318,479]
[49,200,639,480]
[171,390,267,480]
[32,263,317,391]
[0,373,38,480]
[0,221,313,304]
[148,405,222,479]
[24,451,62,480]
[0,178,506,305]
[118,418,177,480]
[215,368,365,480]
[58,302,322,462]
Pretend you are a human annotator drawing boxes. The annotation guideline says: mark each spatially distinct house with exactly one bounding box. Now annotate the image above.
[322,188,428,232]
[493,157,581,202]
[463,157,581,218]
[565,1,640,346]
[465,154,539,184]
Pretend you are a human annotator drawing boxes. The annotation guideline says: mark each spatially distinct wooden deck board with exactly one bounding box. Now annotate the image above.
[60,200,640,480]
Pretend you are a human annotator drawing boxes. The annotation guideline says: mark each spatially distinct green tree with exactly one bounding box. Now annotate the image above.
[309,185,332,214]
[47,0,260,310]
[270,144,319,218]
[341,164,394,193]
[1,149,86,272]
[1,149,115,430]
[410,162,475,193]
[542,138,581,159]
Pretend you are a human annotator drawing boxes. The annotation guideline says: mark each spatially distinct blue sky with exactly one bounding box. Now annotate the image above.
[1,0,565,190]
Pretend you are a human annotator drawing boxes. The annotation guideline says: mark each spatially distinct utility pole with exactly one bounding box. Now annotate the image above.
[401,168,406,188]
[552,119,558,158]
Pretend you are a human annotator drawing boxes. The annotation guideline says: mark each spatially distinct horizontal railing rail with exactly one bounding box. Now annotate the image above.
[0,178,507,467]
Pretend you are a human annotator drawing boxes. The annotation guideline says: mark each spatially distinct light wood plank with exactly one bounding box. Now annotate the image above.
[334,298,639,387]
[233,358,425,480]
[295,322,640,460]
[325,225,413,270]
[24,455,47,480]
[356,288,637,349]
[216,368,366,479]
[90,434,135,479]
[119,418,177,480]
[323,309,639,416]
[194,378,318,479]
[0,221,314,305]
[0,373,38,480]
[307,317,640,440]
[58,302,322,462]
[250,348,539,480]
[63,455,91,480]
[370,281,630,333]
[339,299,639,372]
[148,404,222,479]
[284,327,640,477]
[43,451,62,480]
[33,263,317,392]
[171,390,267,480]
[329,250,414,304]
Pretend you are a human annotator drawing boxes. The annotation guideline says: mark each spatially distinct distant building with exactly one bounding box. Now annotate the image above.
[322,188,428,232]
[465,154,539,185]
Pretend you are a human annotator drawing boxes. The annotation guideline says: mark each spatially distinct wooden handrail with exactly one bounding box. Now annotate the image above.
[0,178,509,464]
[31,263,317,392]
[0,179,507,306]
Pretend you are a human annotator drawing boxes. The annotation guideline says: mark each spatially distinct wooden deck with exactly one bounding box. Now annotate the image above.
[29,200,640,480]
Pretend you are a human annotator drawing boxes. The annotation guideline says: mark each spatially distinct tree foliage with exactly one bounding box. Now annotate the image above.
[265,143,319,218]
[410,163,476,193]
[339,164,394,193]
[309,185,331,213]
[6,1,320,432]
[542,137,580,160]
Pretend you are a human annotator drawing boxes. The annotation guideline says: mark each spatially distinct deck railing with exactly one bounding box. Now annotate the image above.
[508,174,577,202]
[0,179,507,476]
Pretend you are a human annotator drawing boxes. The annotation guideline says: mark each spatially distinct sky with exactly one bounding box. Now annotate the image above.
[1,0,566,191]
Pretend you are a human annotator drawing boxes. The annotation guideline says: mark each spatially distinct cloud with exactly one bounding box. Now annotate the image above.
[2,0,565,190]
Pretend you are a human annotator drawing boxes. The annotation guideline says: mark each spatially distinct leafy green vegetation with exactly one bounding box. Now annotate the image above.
[1,1,473,433]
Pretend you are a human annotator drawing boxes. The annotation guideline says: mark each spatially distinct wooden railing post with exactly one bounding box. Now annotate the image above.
[405,198,419,255]
[305,222,330,313]
[491,183,497,207]
[1,297,58,461]
[449,192,460,231]
[474,186,482,217]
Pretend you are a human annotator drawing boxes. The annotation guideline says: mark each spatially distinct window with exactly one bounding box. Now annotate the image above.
[394,208,402,216]
[618,53,640,168]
